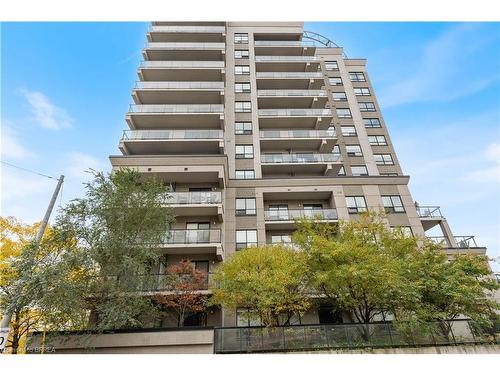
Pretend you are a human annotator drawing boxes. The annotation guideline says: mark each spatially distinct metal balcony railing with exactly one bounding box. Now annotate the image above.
[256,72,323,79]
[260,129,336,139]
[261,153,342,164]
[134,81,225,90]
[97,273,214,292]
[258,109,333,117]
[428,236,479,248]
[416,206,443,218]
[122,129,223,141]
[264,208,338,221]
[214,319,496,354]
[257,89,327,97]
[255,55,319,62]
[254,40,316,47]
[164,229,221,244]
[139,61,225,68]
[128,104,224,113]
[167,191,222,205]
[150,26,225,33]
[145,42,225,49]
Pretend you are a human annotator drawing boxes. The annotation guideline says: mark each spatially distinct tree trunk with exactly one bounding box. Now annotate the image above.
[11,311,20,354]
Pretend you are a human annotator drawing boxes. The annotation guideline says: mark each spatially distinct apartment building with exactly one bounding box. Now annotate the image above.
[110,21,487,329]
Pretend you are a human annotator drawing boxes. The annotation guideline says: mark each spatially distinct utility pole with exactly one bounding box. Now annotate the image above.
[0,175,64,353]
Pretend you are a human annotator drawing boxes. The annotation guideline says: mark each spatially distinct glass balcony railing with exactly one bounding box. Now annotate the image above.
[256,72,323,79]
[416,206,443,218]
[258,108,333,117]
[128,104,224,113]
[145,42,226,49]
[99,273,214,292]
[254,40,316,47]
[122,129,223,140]
[255,55,319,62]
[257,89,327,97]
[164,229,221,244]
[264,209,338,221]
[427,236,479,248]
[139,61,225,69]
[150,26,225,33]
[134,81,225,90]
[167,191,222,205]
[260,129,336,138]
[261,153,342,164]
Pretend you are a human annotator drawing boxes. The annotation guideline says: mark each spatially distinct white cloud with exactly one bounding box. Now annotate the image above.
[21,89,73,130]
[0,123,35,160]
[65,152,107,181]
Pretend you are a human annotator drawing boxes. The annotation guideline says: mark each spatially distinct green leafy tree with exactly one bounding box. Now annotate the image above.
[211,244,310,327]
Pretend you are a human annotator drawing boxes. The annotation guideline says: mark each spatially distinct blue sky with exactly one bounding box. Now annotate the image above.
[1,22,499,269]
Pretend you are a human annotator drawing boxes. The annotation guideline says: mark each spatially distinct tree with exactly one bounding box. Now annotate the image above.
[154,260,208,327]
[211,245,310,327]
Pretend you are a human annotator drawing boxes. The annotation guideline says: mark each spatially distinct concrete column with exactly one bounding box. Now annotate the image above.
[332,186,349,221]
[439,219,458,248]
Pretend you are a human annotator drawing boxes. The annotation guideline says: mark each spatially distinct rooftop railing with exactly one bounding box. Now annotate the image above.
[255,55,319,62]
[167,191,222,205]
[416,206,443,218]
[264,208,338,221]
[134,81,225,90]
[254,40,316,47]
[145,42,226,49]
[164,229,221,244]
[261,153,342,164]
[256,72,323,79]
[122,129,223,140]
[150,26,225,33]
[260,129,336,139]
[128,104,224,113]
[428,236,479,248]
[139,61,225,68]
[257,89,327,97]
[258,108,333,117]
[214,319,496,354]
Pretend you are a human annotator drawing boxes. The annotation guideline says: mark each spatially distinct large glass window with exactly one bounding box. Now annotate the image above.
[235,144,254,159]
[345,196,367,214]
[346,145,363,157]
[359,102,376,112]
[349,72,366,82]
[354,88,371,96]
[234,49,249,59]
[336,108,352,118]
[268,204,289,220]
[235,101,252,112]
[235,65,250,75]
[235,82,251,93]
[329,77,343,86]
[271,234,292,244]
[236,230,257,250]
[351,165,368,176]
[325,61,339,70]
[363,118,381,128]
[236,198,256,216]
[235,121,252,135]
[374,154,394,165]
[368,135,387,146]
[235,170,255,179]
[236,309,261,327]
[332,92,347,101]
[234,33,249,44]
[341,126,357,136]
[382,196,405,213]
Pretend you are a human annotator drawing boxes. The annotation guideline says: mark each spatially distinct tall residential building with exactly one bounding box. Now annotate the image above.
[110,21,487,328]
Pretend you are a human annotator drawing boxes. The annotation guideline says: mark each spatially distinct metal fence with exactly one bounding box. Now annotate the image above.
[214,320,497,353]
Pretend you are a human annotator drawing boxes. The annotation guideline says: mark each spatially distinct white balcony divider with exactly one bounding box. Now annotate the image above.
[258,108,333,117]
[166,191,222,205]
[135,81,225,90]
[128,104,224,113]
[140,61,225,68]
[256,72,323,79]
[122,129,223,140]
[264,208,338,221]
[257,89,327,97]
[260,129,336,138]
[164,229,221,244]
[261,153,342,163]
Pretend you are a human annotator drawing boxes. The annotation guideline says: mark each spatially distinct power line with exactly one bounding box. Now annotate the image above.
[0,160,57,180]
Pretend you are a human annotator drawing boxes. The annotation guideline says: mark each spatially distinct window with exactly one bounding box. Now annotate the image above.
[368,135,387,146]
[234,33,249,44]
[336,108,352,118]
[380,172,399,176]
[235,121,252,135]
[363,118,381,128]
[351,165,368,176]
[236,229,257,250]
[185,222,210,243]
[374,154,394,165]
[349,72,366,82]
[337,165,346,176]
[346,145,363,157]
[235,170,255,179]
[346,196,367,214]
[332,145,341,155]
[382,196,405,213]
[359,102,376,112]
[236,198,256,216]
[329,77,343,86]
[236,309,261,327]
[268,204,289,220]
[392,226,413,237]
[235,65,250,75]
[271,234,292,244]
[325,61,339,70]
[341,126,357,136]
[354,88,371,96]
[235,82,251,93]
[235,144,254,159]
[332,92,347,101]
[234,49,249,59]
[235,101,252,113]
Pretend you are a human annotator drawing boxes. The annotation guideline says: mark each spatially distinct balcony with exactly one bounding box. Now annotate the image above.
[143,42,225,61]
[167,191,223,218]
[256,71,325,90]
[428,235,487,256]
[133,80,224,105]
[254,40,316,56]
[416,205,444,231]
[162,229,223,259]
[135,273,215,294]
[147,25,225,43]
[138,60,225,82]
[126,104,224,129]
[255,55,320,72]
[260,129,337,152]
[261,153,342,177]
[264,208,338,230]
[258,108,333,128]
[258,89,328,109]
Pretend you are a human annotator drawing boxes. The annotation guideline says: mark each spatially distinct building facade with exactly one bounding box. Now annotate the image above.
[110,21,487,328]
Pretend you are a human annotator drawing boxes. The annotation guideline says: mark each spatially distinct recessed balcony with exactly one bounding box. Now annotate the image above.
[264,208,338,230]
[119,129,224,155]
[254,40,316,56]
[147,26,226,43]
[126,104,224,129]
[258,108,333,128]
[132,81,224,105]
[256,71,325,90]
[257,89,328,108]
[260,129,337,152]
[138,61,225,81]
[167,191,223,219]
[143,42,225,61]
[255,55,320,72]
[161,229,223,259]
[260,153,343,177]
